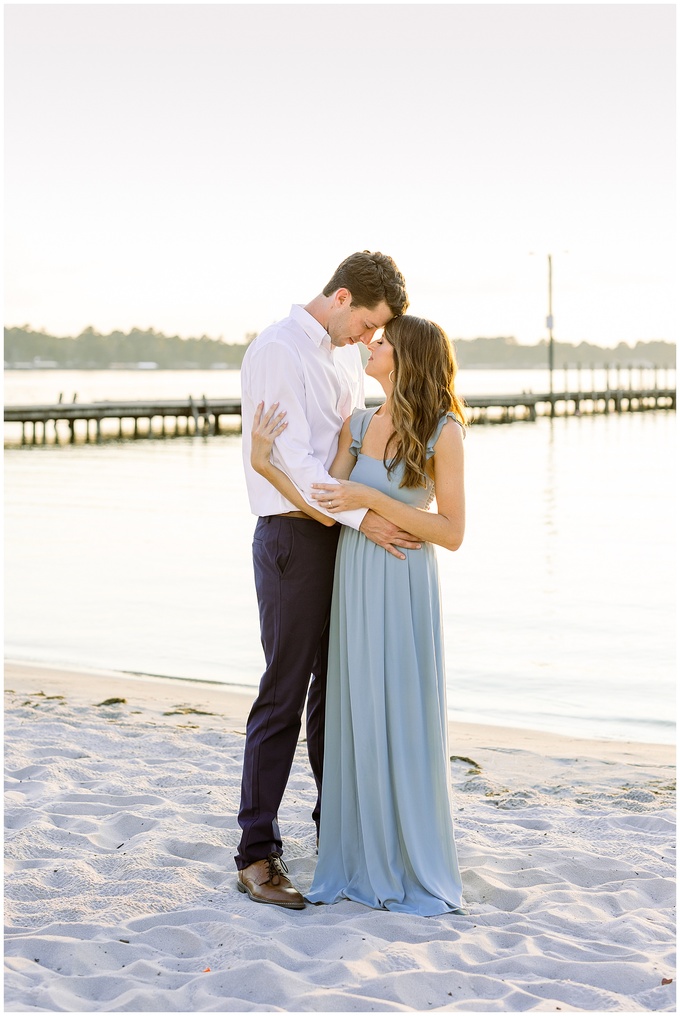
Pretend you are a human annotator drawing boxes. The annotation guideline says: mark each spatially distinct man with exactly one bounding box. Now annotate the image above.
[236,251,416,909]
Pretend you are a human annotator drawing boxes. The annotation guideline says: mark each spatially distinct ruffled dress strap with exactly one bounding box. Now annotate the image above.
[348,406,381,458]
[426,412,464,460]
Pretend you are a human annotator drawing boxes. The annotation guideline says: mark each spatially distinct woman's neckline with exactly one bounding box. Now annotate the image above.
[357,450,386,462]
[359,405,391,460]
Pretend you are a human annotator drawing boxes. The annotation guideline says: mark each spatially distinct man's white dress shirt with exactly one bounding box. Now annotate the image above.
[241,304,368,529]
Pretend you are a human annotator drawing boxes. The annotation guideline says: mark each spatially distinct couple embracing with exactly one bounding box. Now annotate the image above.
[235,251,466,917]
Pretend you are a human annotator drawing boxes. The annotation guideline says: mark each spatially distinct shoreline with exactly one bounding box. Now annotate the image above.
[5,658,674,767]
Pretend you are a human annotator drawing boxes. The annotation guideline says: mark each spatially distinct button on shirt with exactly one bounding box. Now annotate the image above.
[241,304,368,529]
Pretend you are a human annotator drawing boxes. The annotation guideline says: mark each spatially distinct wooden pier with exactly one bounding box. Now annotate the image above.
[4,396,241,446]
[461,386,675,424]
[4,386,676,445]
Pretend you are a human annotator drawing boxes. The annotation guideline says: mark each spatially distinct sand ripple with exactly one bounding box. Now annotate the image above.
[4,688,676,1012]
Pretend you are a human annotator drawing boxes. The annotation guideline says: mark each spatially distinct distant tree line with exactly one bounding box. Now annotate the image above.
[454,335,676,369]
[3,325,676,369]
[3,326,256,369]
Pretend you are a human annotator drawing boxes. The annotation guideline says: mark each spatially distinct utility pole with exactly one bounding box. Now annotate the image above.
[547,254,554,415]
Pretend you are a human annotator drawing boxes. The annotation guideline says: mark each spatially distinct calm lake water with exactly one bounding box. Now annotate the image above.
[4,370,676,744]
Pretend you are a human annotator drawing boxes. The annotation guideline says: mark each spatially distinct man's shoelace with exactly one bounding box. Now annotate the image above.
[267,853,289,885]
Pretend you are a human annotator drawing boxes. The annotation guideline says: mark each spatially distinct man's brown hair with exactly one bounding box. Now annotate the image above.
[323,251,409,318]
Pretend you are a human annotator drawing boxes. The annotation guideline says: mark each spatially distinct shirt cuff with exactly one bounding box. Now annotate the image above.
[333,506,368,530]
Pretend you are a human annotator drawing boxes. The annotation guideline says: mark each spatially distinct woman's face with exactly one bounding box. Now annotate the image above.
[365,334,395,383]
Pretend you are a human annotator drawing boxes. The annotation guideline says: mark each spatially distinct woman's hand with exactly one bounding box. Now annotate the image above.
[251,402,287,474]
[311,480,377,512]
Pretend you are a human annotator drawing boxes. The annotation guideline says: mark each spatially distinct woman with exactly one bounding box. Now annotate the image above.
[250,314,466,916]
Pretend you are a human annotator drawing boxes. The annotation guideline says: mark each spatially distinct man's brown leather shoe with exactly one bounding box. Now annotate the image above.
[236,853,305,910]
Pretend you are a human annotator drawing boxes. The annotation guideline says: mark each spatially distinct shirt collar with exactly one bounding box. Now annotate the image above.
[290,304,332,351]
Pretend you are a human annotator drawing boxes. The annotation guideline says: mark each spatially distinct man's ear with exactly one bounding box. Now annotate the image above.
[333,287,352,307]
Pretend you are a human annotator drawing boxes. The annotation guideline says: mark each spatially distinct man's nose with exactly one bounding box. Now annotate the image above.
[360,330,377,346]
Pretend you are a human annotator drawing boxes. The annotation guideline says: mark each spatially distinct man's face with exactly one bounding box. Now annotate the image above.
[327,290,393,348]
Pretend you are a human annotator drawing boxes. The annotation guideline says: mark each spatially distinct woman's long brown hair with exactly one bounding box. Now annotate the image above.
[382,315,467,489]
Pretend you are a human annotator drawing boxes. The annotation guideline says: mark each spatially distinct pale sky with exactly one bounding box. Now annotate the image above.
[4,3,676,347]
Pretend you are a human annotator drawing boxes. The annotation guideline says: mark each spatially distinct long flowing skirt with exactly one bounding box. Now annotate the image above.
[306,528,464,917]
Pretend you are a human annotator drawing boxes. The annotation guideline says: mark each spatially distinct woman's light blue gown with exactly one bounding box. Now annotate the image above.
[306,407,465,916]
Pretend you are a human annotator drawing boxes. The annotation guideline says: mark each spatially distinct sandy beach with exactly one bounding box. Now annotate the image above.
[4,660,676,1013]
